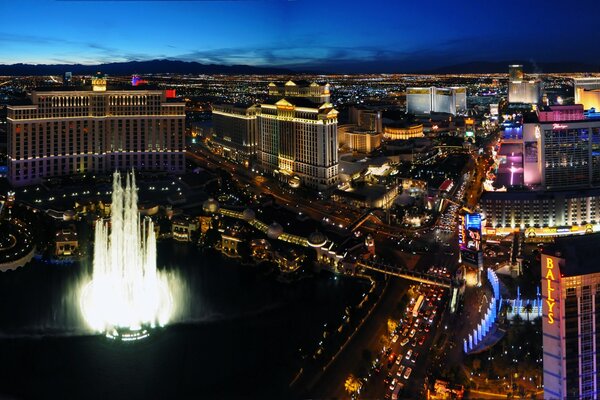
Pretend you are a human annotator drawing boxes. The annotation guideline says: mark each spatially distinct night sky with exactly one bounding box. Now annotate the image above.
[0,0,599,72]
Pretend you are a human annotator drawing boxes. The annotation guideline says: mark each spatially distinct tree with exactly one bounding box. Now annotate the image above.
[387,318,398,335]
[344,374,361,395]
[524,303,533,322]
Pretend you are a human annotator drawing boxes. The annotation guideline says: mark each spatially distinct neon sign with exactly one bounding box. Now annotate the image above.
[545,257,557,324]
[552,123,567,130]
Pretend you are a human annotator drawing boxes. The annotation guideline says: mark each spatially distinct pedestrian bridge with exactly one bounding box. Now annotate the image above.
[356,260,453,288]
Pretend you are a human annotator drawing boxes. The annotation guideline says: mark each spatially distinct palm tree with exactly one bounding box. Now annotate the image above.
[524,303,533,322]
[344,374,361,395]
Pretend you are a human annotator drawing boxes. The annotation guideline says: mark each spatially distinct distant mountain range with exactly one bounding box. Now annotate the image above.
[424,61,600,74]
[0,59,295,76]
[0,59,598,76]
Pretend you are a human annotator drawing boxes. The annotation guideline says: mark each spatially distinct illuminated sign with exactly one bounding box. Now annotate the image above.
[465,213,481,230]
[552,123,568,130]
[544,257,558,324]
[458,215,465,246]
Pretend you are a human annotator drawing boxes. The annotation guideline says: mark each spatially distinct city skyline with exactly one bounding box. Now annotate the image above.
[1,0,599,73]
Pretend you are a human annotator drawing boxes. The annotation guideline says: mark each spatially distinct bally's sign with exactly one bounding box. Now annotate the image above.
[543,255,561,325]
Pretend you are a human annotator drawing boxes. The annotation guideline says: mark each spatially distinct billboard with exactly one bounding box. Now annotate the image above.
[524,141,538,163]
[460,213,483,267]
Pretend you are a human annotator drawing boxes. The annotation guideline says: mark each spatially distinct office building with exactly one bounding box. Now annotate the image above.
[212,104,259,165]
[7,74,185,186]
[406,87,466,115]
[258,81,338,190]
[542,233,600,400]
[481,105,600,237]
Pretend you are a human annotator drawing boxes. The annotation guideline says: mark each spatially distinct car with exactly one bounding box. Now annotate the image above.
[411,352,419,363]
[395,355,403,365]
[418,336,426,346]
[387,353,397,367]
[396,365,405,377]
[403,367,412,379]
[400,338,410,347]
[391,334,399,343]
[389,378,398,391]
[384,373,393,384]
[405,349,413,360]
[409,329,416,338]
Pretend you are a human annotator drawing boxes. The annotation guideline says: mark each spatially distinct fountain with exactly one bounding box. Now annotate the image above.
[80,171,173,341]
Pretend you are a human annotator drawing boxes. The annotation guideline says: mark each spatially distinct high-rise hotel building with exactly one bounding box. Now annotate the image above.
[574,77,600,112]
[481,105,600,237]
[542,233,600,400]
[258,81,339,190]
[406,87,466,115]
[507,64,542,104]
[211,104,259,165]
[7,75,185,186]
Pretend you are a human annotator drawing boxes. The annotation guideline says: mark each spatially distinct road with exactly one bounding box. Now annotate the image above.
[304,276,410,399]
[186,146,359,227]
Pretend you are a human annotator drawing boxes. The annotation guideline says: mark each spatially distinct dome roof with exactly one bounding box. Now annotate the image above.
[266,222,284,240]
[202,198,220,214]
[308,231,328,247]
[242,208,256,221]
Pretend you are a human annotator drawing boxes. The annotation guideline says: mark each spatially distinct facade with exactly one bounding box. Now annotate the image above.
[268,80,330,104]
[349,107,383,133]
[508,65,542,104]
[383,123,424,140]
[508,80,542,104]
[509,64,524,81]
[172,216,199,242]
[574,78,600,110]
[212,104,259,164]
[258,81,339,190]
[338,125,382,153]
[542,234,600,400]
[55,227,78,257]
[481,189,600,236]
[406,87,466,115]
[7,77,185,186]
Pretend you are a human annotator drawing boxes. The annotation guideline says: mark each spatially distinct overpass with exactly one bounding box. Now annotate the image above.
[357,260,453,288]
[347,209,385,232]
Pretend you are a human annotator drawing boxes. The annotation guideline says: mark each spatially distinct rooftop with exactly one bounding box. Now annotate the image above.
[544,233,600,277]
[33,84,163,92]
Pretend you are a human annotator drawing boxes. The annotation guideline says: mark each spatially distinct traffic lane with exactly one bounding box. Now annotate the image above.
[187,150,355,225]
[306,277,410,399]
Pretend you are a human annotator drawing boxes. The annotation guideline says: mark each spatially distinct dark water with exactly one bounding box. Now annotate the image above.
[0,241,367,399]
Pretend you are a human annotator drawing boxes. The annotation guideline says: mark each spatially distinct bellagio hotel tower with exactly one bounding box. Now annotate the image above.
[7,74,185,186]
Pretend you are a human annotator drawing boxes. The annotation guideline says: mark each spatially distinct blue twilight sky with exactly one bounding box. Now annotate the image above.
[0,0,599,72]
